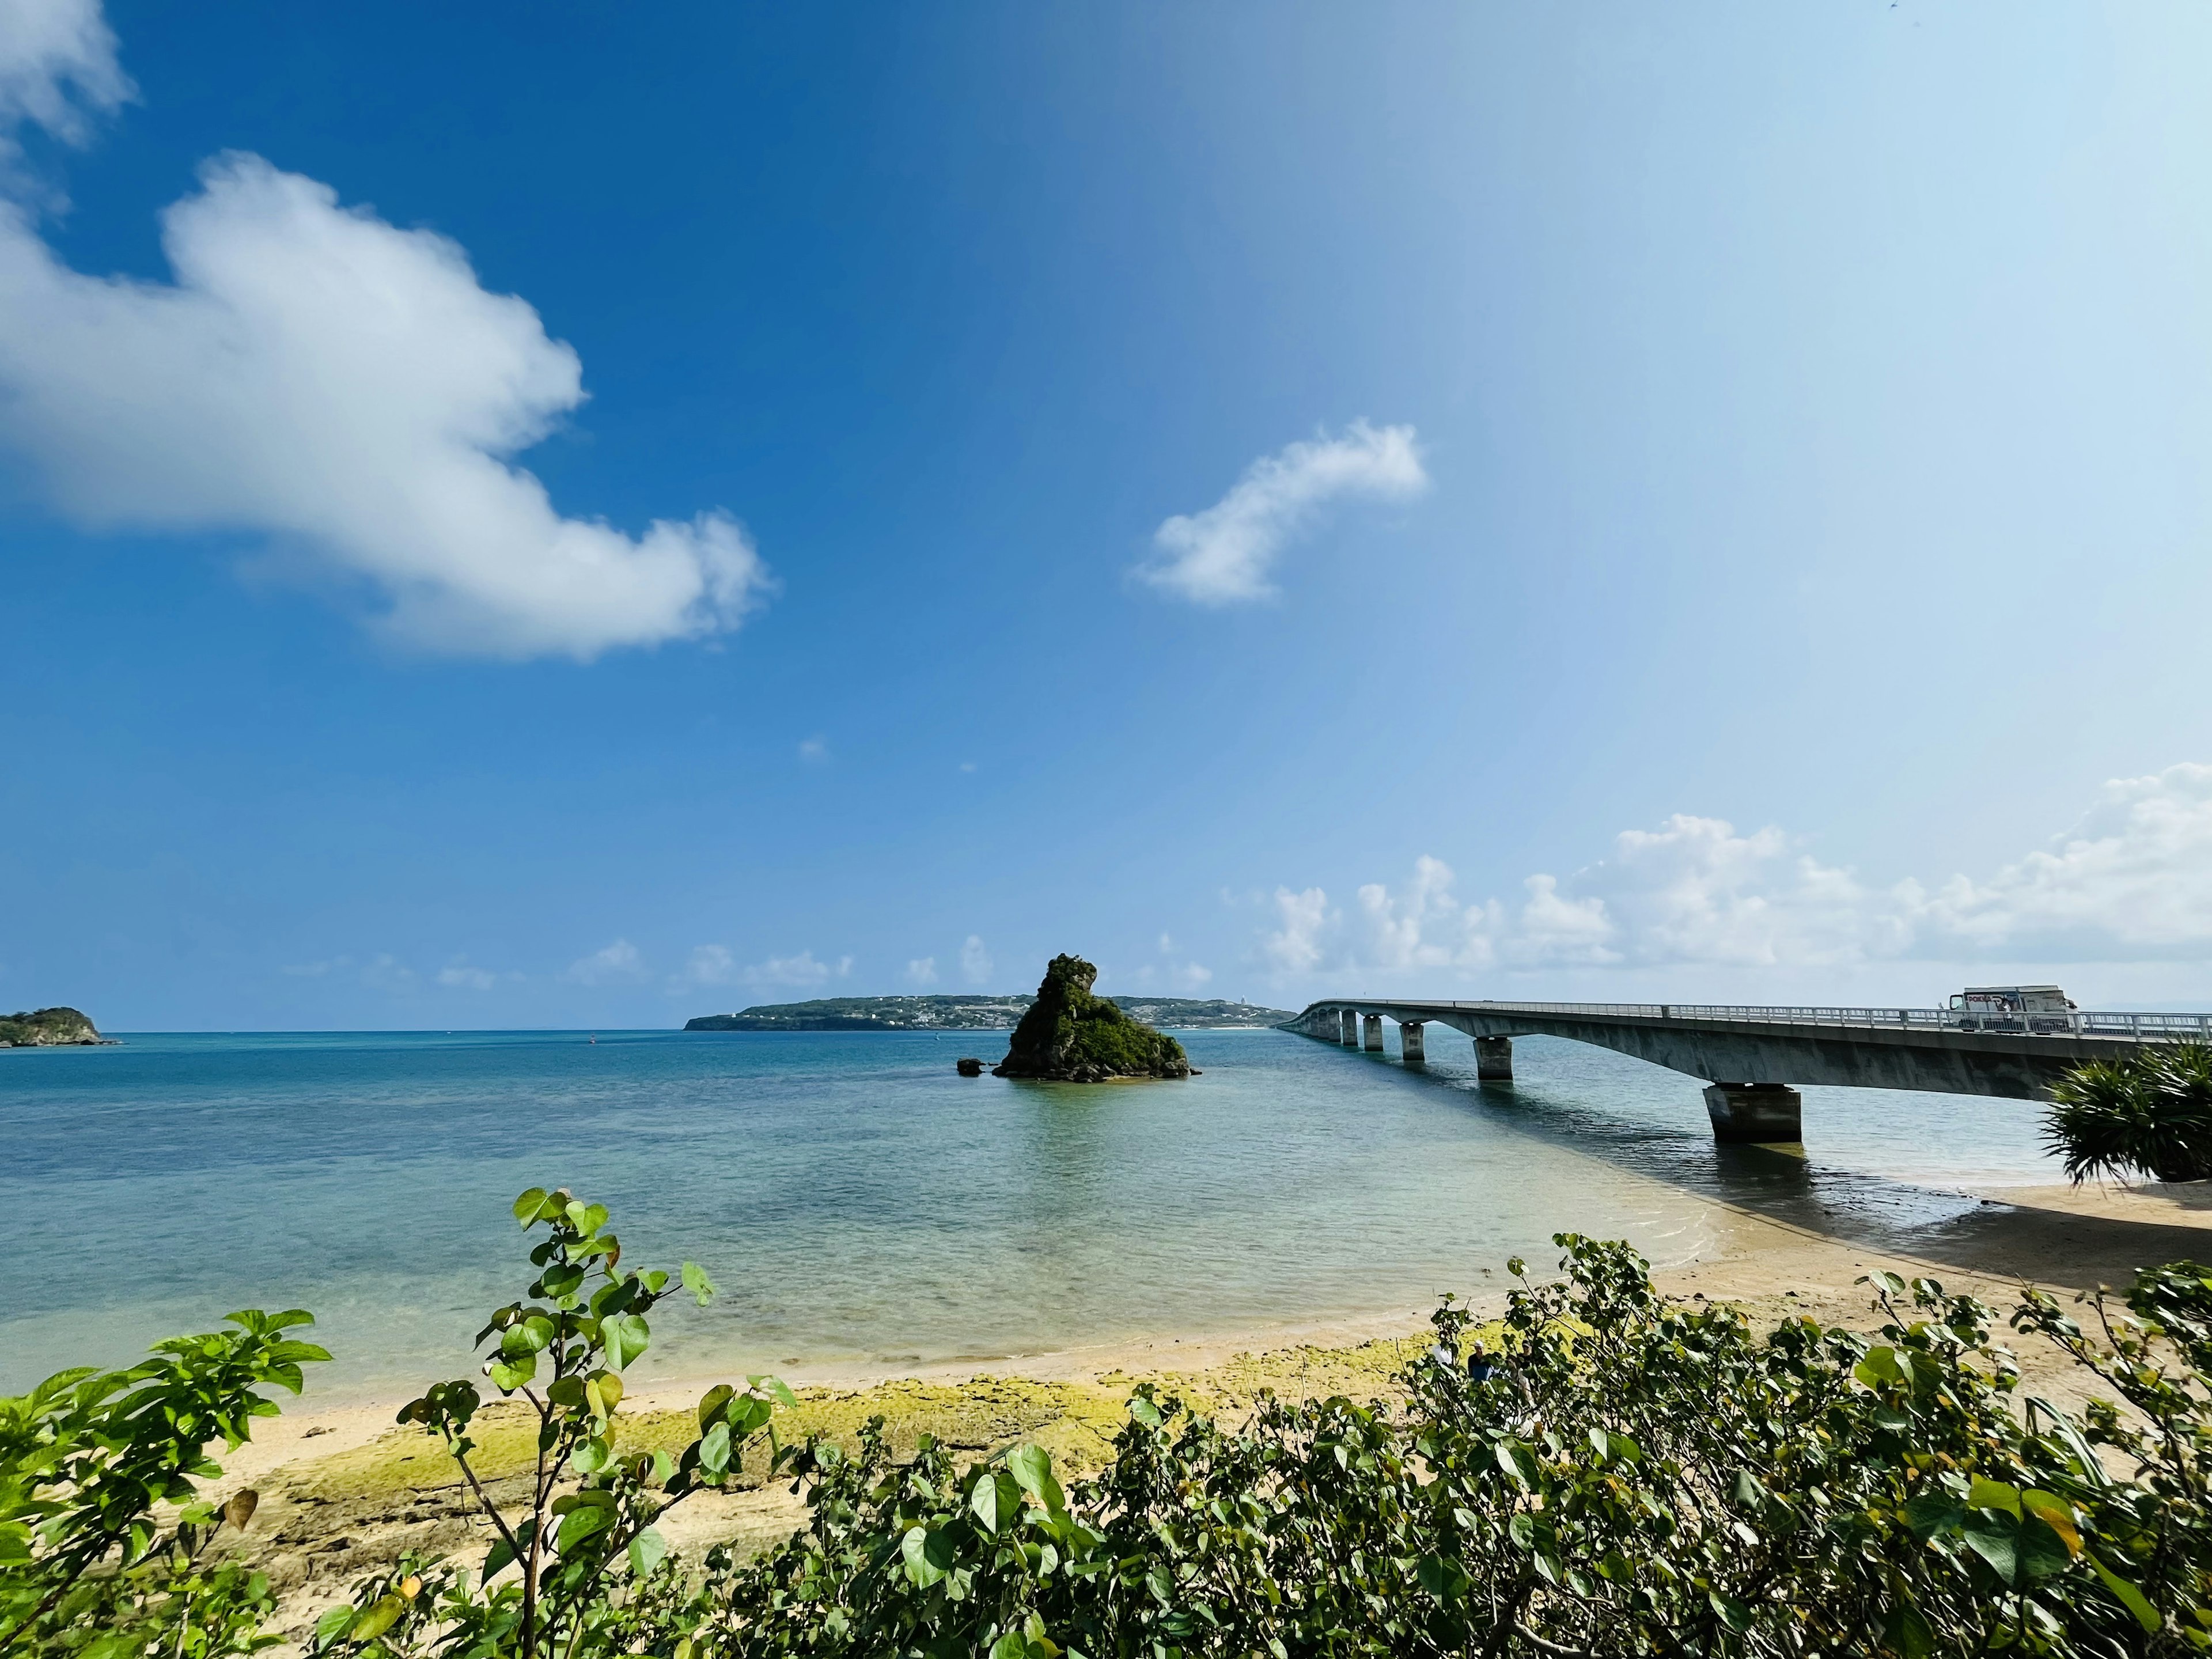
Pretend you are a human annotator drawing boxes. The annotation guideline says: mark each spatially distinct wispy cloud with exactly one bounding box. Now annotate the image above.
[1138,421,1428,605]
[798,735,830,764]
[906,956,938,986]
[741,950,853,991]
[959,935,994,987]
[437,960,497,991]
[0,18,771,659]
[0,0,131,178]
[1260,763,2212,982]
[565,939,646,986]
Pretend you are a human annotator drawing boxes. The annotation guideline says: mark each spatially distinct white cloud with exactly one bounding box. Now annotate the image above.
[740,950,851,990]
[0,0,130,167]
[669,944,738,990]
[1138,421,1428,605]
[1261,887,1331,974]
[565,939,645,986]
[281,954,349,978]
[906,956,938,986]
[1256,763,2212,982]
[437,960,496,990]
[798,736,829,764]
[1903,763,2212,959]
[0,130,772,657]
[1172,960,1214,991]
[959,935,994,987]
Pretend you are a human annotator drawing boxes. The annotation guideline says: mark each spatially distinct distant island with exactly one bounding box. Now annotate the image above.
[993,953,1191,1081]
[0,1006,108,1047]
[684,992,1291,1032]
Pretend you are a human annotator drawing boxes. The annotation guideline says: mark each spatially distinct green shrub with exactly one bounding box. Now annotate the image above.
[2046,1041,2212,1184]
[0,1312,328,1659]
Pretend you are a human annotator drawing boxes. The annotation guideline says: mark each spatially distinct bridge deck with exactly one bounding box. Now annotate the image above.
[1287,998,2203,1101]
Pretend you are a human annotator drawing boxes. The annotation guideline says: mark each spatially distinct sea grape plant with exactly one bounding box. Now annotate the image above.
[343,1188,792,1659]
[0,1311,328,1659]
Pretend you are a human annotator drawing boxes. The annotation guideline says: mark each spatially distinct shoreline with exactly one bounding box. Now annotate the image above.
[214,1168,2212,1488]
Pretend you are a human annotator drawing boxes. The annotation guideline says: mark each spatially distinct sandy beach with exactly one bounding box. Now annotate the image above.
[186,1166,2212,1641]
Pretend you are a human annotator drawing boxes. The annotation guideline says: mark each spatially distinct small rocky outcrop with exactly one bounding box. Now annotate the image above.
[956,1056,986,1077]
[993,955,1191,1082]
[0,1006,106,1047]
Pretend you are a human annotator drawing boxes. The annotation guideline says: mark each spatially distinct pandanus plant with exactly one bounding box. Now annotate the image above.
[2044,1041,2212,1184]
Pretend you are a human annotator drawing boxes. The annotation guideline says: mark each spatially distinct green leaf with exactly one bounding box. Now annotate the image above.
[604,1313,651,1371]
[699,1422,732,1478]
[482,1534,516,1581]
[513,1188,548,1225]
[1966,1477,2020,1517]
[313,1606,357,1648]
[1887,1599,1936,1659]
[570,1437,611,1475]
[1416,1553,1469,1602]
[351,1594,405,1643]
[681,1262,716,1306]
[1126,1395,1162,1427]
[1903,1492,1965,1537]
[2089,1554,2163,1633]
[1960,1512,2020,1586]
[628,1528,666,1578]
[989,1635,1025,1659]
[1495,1439,1537,1490]
[1009,1444,1063,1512]
[971,1470,1001,1534]
[902,1525,948,1588]
[1708,1590,1751,1632]
[556,1504,615,1554]
[697,1383,733,1429]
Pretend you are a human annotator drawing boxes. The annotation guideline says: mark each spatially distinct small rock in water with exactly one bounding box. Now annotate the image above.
[955,1056,985,1077]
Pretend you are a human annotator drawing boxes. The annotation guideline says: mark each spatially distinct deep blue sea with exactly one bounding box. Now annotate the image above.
[2,1028,2062,1400]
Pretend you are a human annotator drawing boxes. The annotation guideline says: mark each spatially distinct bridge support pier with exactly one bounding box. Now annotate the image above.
[1703,1082,1802,1145]
[1475,1036,1513,1082]
[1363,1014,1384,1052]
[1400,1021,1425,1065]
[1339,1009,1358,1045]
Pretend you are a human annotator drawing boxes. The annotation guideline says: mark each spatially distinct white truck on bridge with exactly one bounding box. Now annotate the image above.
[1948,986,2075,1035]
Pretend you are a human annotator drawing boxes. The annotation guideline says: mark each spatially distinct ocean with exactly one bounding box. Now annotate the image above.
[2,1027,2063,1400]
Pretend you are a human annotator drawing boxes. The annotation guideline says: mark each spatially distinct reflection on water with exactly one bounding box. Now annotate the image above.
[2,1027,2060,1399]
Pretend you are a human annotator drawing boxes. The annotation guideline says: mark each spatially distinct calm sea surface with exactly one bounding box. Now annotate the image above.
[2,1028,2062,1400]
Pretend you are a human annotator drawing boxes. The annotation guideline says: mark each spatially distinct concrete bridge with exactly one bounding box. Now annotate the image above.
[1285,998,2212,1144]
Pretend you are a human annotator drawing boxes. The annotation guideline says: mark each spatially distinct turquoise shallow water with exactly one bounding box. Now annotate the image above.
[2,1028,2062,1400]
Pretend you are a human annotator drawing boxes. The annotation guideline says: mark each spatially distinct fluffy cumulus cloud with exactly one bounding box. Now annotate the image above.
[905,956,938,986]
[437,960,497,991]
[0,7,770,659]
[959,935,994,987]
[1260,763,2212,980]
[1138,421,1428,604]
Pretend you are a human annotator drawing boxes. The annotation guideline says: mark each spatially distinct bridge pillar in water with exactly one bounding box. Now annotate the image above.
[1475,1036,1513,1082]
[1363,1014,1384,1052]
[1400,1021,1426,1065]
[1702,1082,1803,1145]
[1339,1009,1358,1044]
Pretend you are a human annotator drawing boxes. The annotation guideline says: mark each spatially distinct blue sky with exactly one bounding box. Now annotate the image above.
[6,1,2212,1028]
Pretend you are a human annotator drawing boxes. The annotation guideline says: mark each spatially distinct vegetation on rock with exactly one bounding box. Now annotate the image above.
[992,956,1191,1082]
[0,1009,102,1047]
[2044,1040,2212,1184]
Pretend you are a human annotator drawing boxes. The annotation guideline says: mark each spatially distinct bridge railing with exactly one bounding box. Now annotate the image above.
[1302,999,2212,1040]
